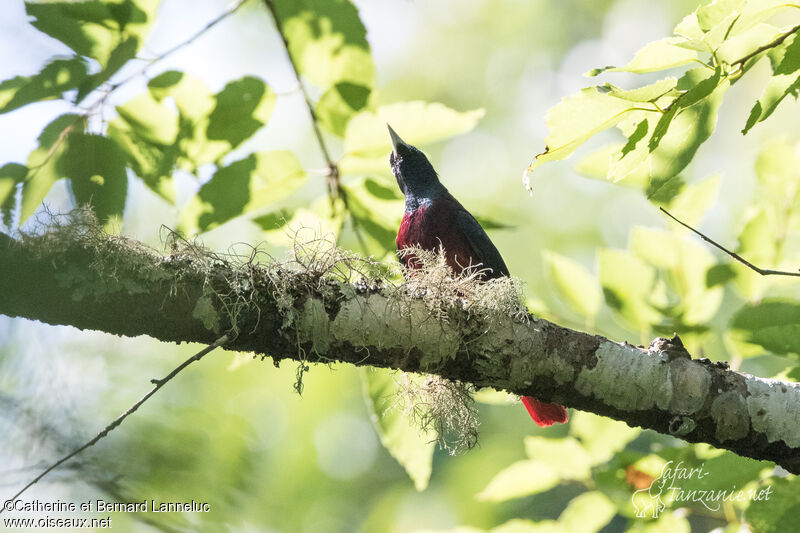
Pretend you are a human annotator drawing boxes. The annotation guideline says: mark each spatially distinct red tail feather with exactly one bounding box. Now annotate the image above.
[521,396,568,427]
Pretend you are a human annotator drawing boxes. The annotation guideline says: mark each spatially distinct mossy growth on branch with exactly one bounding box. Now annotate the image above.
[10,210,531,453]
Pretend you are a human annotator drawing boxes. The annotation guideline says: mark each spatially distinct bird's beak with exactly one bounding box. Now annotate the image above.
[387,123,406,155]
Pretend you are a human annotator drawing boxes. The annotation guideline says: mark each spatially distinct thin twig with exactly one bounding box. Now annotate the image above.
[660,207,800,277]
[107,0,249,93]
[1,335,229,508]
[733,22,800,67]
[263,0,342,200]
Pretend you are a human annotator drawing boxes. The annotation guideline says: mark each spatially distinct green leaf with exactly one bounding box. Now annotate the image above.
[755,137,800,199]
[598,249,661,329]
[631,226,723,324]
[558,492,616,533]
[679,452,769,493]
[747,477,800,533]
[342,101,485,162]
[524,436,593,480]
[180,151,307,234]
[144,73,269,172]
[361,368,435,491]
[206,76,277,148]
[21,114,84,222]
[61,134,128,223]
[363,177,402,200]
[587,38,698,76]
[569,411,640,465]
[149,70,215,121]
[575,142,648,189]
[108,92,179,202]
[731,300,800,356]
[527,87,642,174]
[605,78,679,103]
[252,208,294,231]
[645,174,685,205]
[272,0,375,88]
[0,163,27,225]
[613,72,728,192]
[543,251,601,319]
[737,206,778,268]
[664,173,721,227]
[475,459,561,502]
[316,82,371,137]
[0,57,87,113]
[696,0,744,32]
[342,178,403,255]
[744,32,800,134]
[705,263,736,287]
[717,23,782,64]
[25,0,160,102]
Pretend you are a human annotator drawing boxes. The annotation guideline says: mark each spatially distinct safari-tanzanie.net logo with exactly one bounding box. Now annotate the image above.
[631,460,772,518]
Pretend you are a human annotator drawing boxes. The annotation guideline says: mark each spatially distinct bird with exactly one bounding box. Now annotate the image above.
[388,124,568,427]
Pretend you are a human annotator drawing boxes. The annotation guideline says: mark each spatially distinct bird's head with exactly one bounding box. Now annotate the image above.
[388,124,443,198]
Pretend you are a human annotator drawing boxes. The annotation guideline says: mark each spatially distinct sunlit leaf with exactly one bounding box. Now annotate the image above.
[21,114,84,222]
[317,82,371,137]
[558,492,616,533]
[272,0,375,88]
[717,23,782,64]
[598,249,661,329]
[180,151,307,234]
[543,251,601,319]
[755,137,800,200]
[527,88,641,176]
[261,196,346,247]
[61,133,129,224]
[747,477,800,533]
[664,173,720,227]
[737,206,778,269]
[569,411,640,465]
[731,300,800,356]
[524,436,593,479]
[206,76,277,148]
[108,92,179,202]
[679,452,769,493]
[25,0,160,101]
[475,459,561,502]
[587,38,698,76]
[361,368,435,491]
[0,57,87,113]
[743,32,800,134]
[604,78,679,102]
[341,177,403,255]
[632,226,723,324]
[0,163,27,225]
[252,208,295,231]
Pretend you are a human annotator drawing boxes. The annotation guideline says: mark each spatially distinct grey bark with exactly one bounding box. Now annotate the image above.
[1,229,799,473]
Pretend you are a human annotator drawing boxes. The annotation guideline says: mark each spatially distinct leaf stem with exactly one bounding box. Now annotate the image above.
[263,0,342,202]
[660,207,800,277]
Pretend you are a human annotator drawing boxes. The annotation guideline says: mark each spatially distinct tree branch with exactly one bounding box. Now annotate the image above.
[660,207,800,277]
[263,0,342,201]
[1,335,228,509]
[1,225,800,473]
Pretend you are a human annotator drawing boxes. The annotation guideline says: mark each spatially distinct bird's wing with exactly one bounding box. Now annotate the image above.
[455,208,510,278]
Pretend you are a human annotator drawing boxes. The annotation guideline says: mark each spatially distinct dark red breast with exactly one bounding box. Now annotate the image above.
[397,197,479,275]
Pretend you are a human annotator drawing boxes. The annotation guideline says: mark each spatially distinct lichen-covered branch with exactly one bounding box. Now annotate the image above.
[1,221,799,473]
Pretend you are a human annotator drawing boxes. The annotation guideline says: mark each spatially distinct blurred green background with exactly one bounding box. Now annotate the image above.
[2,0,800,531]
